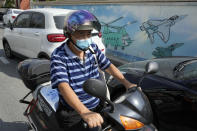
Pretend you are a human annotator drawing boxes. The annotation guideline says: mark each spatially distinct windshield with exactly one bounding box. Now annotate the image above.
[119,57,197,81]
[174,60,197,80]
[53,15,66,29]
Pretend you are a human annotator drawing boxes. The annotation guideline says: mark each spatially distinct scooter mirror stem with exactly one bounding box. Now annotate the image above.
[138,73,147,87]
[138,61,159,87]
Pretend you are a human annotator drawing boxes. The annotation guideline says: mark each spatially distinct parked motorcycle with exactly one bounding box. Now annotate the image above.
[18,58,158,131]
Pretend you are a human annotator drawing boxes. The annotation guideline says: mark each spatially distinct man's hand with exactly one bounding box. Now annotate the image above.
[122,79,137,90]
[80,111,104,128]
[125,83,137,89]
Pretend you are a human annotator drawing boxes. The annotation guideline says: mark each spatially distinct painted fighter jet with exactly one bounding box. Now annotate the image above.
[152,43,184,58]
[140,15,188,43]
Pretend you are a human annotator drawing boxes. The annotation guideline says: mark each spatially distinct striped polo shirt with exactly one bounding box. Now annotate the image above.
[50,41,111,109]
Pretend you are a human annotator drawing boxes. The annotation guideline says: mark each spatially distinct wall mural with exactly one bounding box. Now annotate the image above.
[101,16,137,50]
[152,43,184,58]
[35,4,197,62]
[140,15,187,44]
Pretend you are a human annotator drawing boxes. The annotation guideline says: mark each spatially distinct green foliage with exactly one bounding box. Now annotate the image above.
[4,0,15,8]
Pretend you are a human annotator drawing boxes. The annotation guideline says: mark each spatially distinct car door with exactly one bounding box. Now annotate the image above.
[22,12,45,58]
[144,76,197,130]
[11,12,31,56]
[175,61,197,130]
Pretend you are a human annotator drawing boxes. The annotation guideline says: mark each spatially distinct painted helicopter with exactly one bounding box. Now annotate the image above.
[140,15,188,44]
[101,16,137,50]
[152,43,184,58]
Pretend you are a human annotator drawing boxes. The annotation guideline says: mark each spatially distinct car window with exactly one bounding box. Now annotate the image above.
[13,10,22,14]
[53,15,66,29]
[176,61,197,80]
[13,13,31,28]
[7,10,11,14]
[30,13,45,29]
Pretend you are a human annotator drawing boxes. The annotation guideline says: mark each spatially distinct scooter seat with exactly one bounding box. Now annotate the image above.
[40,86,59,112]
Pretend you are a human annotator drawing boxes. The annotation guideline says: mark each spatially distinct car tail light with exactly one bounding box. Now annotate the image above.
[12,16,16,19]
[47,34,66,42]
[98,32,102,38]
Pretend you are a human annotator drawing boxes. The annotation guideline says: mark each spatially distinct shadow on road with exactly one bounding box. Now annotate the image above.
[0,119,29,131]
[0,49,25,79]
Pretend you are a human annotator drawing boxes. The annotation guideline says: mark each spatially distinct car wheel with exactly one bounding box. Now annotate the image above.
[3,41,13,58]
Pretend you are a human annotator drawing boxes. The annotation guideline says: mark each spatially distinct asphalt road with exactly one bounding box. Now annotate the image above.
[0,28,30,131]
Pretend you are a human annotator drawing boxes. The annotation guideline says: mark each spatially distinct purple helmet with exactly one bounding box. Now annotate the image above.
[63,10,101,35]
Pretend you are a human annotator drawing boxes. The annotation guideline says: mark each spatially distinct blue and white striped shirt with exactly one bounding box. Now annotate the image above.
[50,41,111,109]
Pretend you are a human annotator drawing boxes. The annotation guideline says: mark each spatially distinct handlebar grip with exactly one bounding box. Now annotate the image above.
[82,121,102,131]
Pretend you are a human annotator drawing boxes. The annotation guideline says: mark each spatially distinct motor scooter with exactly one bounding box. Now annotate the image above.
[18,58,158,131]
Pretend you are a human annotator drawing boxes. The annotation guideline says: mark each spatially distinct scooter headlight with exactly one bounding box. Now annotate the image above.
[120,115,144,130]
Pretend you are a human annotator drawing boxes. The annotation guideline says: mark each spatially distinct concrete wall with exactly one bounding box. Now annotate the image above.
[32,1,197,63]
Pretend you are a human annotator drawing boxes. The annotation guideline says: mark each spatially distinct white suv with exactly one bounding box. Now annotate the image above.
[2,8,105,59]
[3,9,23,25]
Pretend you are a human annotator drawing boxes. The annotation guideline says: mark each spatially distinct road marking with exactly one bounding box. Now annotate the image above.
[0,57,10,64]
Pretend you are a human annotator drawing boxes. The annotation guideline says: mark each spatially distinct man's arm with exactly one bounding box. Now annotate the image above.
[105,64,136,89]
[92,44,135,88]
[58,82,103,128]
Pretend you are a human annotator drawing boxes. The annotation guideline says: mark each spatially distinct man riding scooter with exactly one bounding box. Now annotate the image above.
[50,10,137,131]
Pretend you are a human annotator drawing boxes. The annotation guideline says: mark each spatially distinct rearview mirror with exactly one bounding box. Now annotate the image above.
[83,79,107,100]
[83,78,115,112]
[145,61,159,74]
[137,61,159,88]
